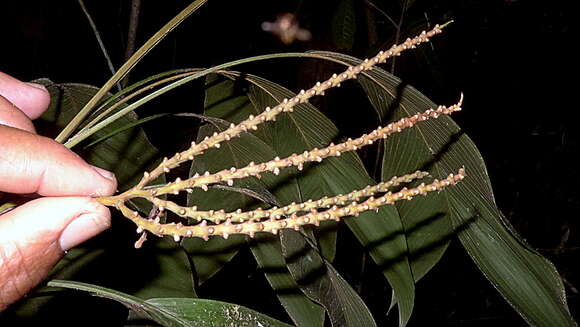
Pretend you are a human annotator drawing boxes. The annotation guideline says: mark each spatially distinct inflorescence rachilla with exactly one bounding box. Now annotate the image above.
[95,23,466,247]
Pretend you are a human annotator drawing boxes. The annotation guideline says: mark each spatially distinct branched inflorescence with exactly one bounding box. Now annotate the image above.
[95,23,466,247]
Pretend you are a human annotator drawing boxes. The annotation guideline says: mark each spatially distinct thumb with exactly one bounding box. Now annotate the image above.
[0,197,110,310]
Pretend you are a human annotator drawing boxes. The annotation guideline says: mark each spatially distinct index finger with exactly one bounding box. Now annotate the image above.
[0,72,50,120]
[0,125,116,196]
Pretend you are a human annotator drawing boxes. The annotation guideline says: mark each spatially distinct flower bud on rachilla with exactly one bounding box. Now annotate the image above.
[95,23,465,247]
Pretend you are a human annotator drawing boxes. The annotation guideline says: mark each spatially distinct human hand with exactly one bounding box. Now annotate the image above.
[0,72,117,310]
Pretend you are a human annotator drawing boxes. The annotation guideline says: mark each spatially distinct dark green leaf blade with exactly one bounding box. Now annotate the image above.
[48,280,186,326]
[246,76,341,262]
[145,298,295,327]
[241,73,415,326]
[250,235,326,327]
[184,122,273,284]
[129,239,197,300]
[201,71,417,326]
[195,75,326,327]
[35,79,160,191]
[204,76,341,327]
[48,281,293,327]
[30,237,195,306]
[304,52,455,281]
[281,230,377,327]
[308,51,577,327]
[186,76,301,285]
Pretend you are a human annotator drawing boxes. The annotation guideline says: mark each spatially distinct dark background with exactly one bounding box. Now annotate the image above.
[1,1,577,326]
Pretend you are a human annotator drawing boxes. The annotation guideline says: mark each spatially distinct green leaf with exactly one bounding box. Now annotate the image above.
[195,75,326,326]
[181,235,246,286]
[203,72,415,325]
[83,113,170,149]
[281,230,377,327]
[48,280,175,325]
[307,51,454,282]
[245,76,340,262]
[309,51,577,326]
[51,238,196,300]
[144,298,295,327]
[202,74,331,327]
[184,80,287,284]
[128,239,197,300]
[53,239,194,301]
[249,235,326,327]
[48,281,292,327]
[62,53,363,147]
[35,79,160,192]
[238,73,415,326]
[184,123,273,284]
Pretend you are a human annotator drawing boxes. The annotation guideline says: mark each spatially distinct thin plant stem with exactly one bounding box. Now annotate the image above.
[56,0,210,144]
[77,0,121,92]
[121,0,141,88]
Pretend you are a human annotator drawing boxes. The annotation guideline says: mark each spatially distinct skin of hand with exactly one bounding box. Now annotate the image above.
[0,72,117,311]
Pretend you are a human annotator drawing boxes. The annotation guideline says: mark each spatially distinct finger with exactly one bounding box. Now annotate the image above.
[0,126,117,196]
[0,95,36,132]
[0,72,50,120]
[0,197,111,310]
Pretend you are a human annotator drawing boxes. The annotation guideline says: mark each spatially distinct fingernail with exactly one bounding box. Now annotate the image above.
[91,165,116,182]
[24,82,49,93]
[59,212,111,251]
